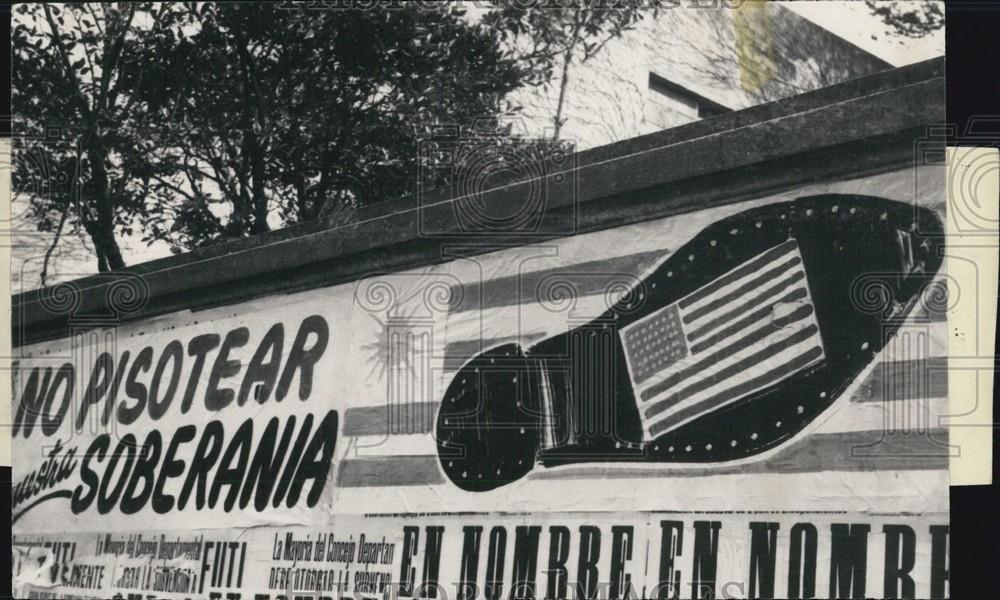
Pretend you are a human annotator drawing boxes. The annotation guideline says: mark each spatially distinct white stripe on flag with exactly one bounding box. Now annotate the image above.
[620,239,826,440]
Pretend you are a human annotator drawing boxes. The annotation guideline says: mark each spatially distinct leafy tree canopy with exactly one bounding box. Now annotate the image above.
[14,2,643,279]
[864,0,944,38]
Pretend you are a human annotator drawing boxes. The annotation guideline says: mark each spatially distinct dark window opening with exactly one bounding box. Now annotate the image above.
[648,72,732,119]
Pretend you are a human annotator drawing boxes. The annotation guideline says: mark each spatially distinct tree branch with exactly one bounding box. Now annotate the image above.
[40,200,71,287]
[41,4,93,121]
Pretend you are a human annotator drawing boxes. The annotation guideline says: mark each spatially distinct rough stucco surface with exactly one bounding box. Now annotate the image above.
[508,4,891,150]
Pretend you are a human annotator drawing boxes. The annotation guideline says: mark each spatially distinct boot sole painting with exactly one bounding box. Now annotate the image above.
[435,194,945,492]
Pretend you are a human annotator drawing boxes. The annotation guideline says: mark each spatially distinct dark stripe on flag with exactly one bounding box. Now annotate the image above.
[857,357,949,403]
[641,309,817,403]
[337,456,444,487]
[688,286,809,349]
[446,250,665,314]
[648,345,823,436]
[336,429,948,487]
[333,360,943,439]
[445,339,501,361]
[444,336,543,361]
[343,403,440,436]
[533,429,950,481]
[681,256,803,325]
[443,334,547,374]
[678,239,798,310]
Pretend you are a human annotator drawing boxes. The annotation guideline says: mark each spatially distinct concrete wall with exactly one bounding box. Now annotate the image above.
[13,58,944,346]
[509,3,891,150]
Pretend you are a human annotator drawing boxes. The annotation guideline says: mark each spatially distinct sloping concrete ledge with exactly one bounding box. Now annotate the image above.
[13,57,945,347]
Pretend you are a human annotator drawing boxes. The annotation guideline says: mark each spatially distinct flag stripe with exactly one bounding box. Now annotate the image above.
[442,335,546,370]
[688,284,807,354]
[333,429,950,488]
[857,357,949,402]
[343,403,440,436]
[337,456,445,487]
[340,357,948,438]
[441,243,946,319]
[678,239,798,310]
[682,255,803,325]
[531,429,950,482]
[648,345,824,436]
[446,250,665,314]
[628,239,823,440]
[641,309,817,403]
[348,433,439,457]
[645,322,820,418]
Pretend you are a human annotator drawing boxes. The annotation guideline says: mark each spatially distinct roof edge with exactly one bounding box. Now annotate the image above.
[12,57,945,347]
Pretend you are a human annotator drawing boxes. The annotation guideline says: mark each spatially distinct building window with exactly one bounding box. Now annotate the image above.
[648,72,732,119]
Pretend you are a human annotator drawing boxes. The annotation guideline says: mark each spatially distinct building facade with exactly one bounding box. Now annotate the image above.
[509,3,891,149]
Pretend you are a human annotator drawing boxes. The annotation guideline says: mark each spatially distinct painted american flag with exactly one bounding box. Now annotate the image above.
[620,238,826,440]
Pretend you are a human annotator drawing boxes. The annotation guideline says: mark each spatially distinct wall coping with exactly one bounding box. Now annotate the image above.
[12,57,945,347]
